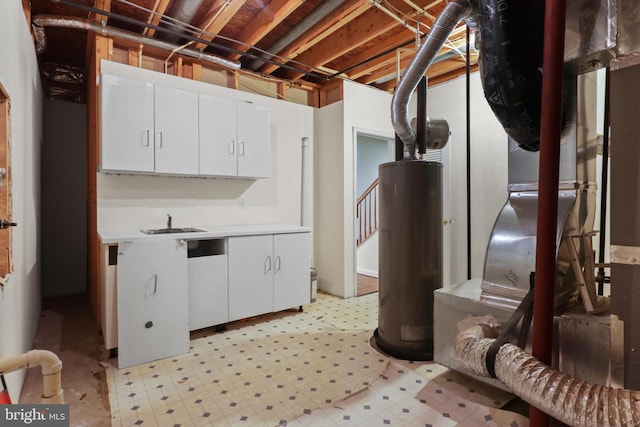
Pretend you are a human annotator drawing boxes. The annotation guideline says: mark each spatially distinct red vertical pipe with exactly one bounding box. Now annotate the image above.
[530,0,566,426]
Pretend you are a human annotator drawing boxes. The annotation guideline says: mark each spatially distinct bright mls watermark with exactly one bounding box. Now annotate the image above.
[0,405,69,426]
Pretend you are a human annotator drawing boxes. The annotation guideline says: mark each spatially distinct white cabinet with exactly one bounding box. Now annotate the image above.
[237,101,270,178]
[199,94,238,176]
[187,239,228,331]
[199,95,271,178]
[154,85,199,174]
[228,235,274,321]
[100,75,199,175]
[116,239,189,368]
[100,74,155,172]
[228,233,310,322]
[273,233,311,311]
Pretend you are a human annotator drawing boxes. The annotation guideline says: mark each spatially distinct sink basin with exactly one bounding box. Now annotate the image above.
[141,227,205,235]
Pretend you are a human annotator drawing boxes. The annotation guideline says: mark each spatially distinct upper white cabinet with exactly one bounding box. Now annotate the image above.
[101,75,199,175]
[100,74,155,173]
[153,85,199,175]
[199,95,271,178]
[101,68,270,178]
[237,101,271,178]
[199,94,238,176]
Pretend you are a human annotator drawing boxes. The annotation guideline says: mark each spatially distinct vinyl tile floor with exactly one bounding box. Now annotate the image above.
[105,292,529,427]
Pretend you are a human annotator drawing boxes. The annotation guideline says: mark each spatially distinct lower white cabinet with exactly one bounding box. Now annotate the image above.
[100,227,311,367]
[116,239,189,368]
[187,239,228,331]
[228,233,310,322]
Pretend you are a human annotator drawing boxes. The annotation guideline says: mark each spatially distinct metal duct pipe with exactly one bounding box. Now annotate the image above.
[390,0,472,159]
[32,15,240,70]
[454,320,640,427]
[246,0,346,71]
[160,0,206,44]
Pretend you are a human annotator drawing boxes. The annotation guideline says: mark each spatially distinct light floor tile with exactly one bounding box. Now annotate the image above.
[106,292,528,426]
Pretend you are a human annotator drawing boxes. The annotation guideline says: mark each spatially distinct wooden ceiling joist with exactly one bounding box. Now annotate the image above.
[141,0,171,38]
[228,0,305,61]
[258,0,370,75]
[278,6,411,81]
[192,0,248,51]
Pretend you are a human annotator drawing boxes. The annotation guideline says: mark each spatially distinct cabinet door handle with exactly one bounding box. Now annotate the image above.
[145,274,158,298]
[275,256,281,272]
[229,140,235,155]
[265,256,272,274]
[155,132,163,148]
[141,130,150,147]
[239,141,245,156]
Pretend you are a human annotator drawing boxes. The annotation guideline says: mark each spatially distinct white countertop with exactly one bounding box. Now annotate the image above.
[99,224,312,244]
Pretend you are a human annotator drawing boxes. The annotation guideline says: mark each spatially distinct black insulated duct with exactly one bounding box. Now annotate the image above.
[475,0,548,152]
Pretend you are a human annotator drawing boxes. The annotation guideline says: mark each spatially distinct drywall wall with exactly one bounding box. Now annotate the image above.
[42,99,87,298]
[314,101,345,297]
[426,73,508,284]
[97,61,314,235]
[0,0,43,401]
[314,80,394,298]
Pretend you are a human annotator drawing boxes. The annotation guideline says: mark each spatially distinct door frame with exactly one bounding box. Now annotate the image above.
[351,127,395,297]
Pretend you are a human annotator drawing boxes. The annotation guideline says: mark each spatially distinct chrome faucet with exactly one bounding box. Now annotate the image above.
[167,214,172,229]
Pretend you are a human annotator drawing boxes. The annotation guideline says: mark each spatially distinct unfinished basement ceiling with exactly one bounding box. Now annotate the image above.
[28,0,478,102]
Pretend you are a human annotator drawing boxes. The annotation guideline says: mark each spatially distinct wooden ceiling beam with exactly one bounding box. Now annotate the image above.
[373,56,476,91]
[258,0,369,75]
[142,0,172,38]
[356,51,415,86]
[90,0,111,23]
[341,32,417,80]
[279,7,410,81]
[192,0,247,51]
[228,0,305,62]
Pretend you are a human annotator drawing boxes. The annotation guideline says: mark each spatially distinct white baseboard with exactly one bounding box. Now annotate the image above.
[357,268,378,278]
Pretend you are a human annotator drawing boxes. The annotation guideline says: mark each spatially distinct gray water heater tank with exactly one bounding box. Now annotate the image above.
[373,160,443,360]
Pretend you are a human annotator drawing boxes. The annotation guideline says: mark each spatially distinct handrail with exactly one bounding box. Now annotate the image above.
[356,178,379,246]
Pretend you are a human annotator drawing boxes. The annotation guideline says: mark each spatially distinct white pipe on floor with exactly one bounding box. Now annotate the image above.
[0,350,64,404]
[454,318,640,426]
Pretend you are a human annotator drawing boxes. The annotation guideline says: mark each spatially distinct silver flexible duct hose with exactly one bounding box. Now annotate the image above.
[390,0,472,159]
[455,319,640,426]
[32,15,240,70]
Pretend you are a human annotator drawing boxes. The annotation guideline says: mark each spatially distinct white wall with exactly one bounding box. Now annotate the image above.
[0,0,43,401]
[314,81,394,298]
[314,102,345,296]
[427,73,508,285]
[97,62,314,235]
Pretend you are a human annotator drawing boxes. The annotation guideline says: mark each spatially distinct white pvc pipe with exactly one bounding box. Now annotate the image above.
[454,319,640,426]
[0,350,64,404]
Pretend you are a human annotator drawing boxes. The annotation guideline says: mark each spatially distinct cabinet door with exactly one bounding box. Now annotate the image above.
[188,254,228,331]
[237,102,270,178]
[228,235,273,321]
[117,239,189,368]
[154,85,199,175]
[273,233,311,312]
[199,94,238,176]
[100,74,155,172]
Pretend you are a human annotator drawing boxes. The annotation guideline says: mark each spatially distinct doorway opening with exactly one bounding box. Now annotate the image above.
[353,129,394,296]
